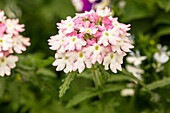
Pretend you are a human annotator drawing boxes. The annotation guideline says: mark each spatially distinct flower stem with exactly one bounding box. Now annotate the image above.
[92,65,102,88]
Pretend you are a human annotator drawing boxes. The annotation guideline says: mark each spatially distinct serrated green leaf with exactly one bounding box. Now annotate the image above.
[66,84,125,108]
[141,77,170,91]
[98,65,110,81]
[59,72,77,98]
[66,88,99,108]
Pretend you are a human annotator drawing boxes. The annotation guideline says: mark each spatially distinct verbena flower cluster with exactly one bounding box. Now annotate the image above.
[48,7,134,73]
[0,10,30,77]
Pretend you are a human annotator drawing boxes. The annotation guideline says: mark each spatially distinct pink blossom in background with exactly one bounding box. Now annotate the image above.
[0,10,30,77]
[48,7,134,73]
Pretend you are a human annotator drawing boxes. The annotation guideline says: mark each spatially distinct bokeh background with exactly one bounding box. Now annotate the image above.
[0,0,170,113]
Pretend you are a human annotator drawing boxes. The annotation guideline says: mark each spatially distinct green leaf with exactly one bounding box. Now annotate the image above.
[66,88,99,108]
[153,12,170,25]
[77,69,93,80]
[121,69,153,96]
[40,0,76,19]
[37,57,55,68]
[141,77,170,91]
[8,81,20,103]
[157,0,170,12]
[131,19,153,34]
[59,72,77,98]
[0,78,5,98]
[17,64,35,71]
[102,84,126,93]
[36,68,56,78]
[107,74,132,82]
[153,26,170,40]
[66,84,125,108]
[121,0,155,22]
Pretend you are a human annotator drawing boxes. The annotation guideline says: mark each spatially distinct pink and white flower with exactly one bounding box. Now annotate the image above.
[48,31,66,53]
[83,43,107,64]
[0,55,18,77]
[0,34,13,52]
[12,35,31,53]
[5,19,25,35]
[64,35,86,51]
[57,16,75,34]
[79,21,98,35]
[0,10,30,77]
[0,23,6,37]
[103,52,126,73]
[52,53,73,73]
[111,35,134,54]
[96,7,112,17]
[72,52,92,73]
[49,7,133,73]
[98,29,120,46]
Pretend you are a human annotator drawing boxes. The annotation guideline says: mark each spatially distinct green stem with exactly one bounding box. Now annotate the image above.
[92,65,102,88]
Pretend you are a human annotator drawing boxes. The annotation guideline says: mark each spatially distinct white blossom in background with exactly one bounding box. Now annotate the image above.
[152,44,170,72]
[126,51,147,81]
[0,10,30,77]
[118,0,126,12]
[126,65,143,81]
[127,50,147,66]
[120,88,135,97]
[120,83,135,97]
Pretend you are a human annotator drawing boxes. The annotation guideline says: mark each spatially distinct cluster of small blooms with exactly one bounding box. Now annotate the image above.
[152,44,170,72]
[49,7,133,73]
[0,10,30,77]
[126,50,147,81]
[71,0,111,12]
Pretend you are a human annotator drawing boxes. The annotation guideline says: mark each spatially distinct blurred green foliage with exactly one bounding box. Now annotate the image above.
[0,0,170,113]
